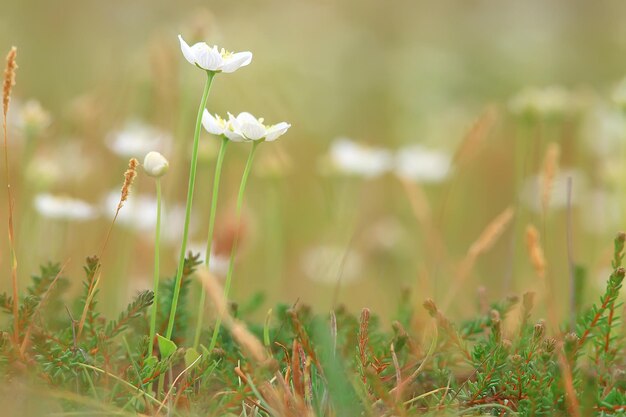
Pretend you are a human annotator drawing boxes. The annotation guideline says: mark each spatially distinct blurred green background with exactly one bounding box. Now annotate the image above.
[2,0,626,323]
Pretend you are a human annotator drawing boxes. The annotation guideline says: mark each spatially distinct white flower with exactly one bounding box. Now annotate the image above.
[34,193,97,221]
[203,110,290,142]
[394,145,451,183]
[143,151,169,178]
[106,120,172,158]
[103,192,187,244]
[328,138,393,178]
[580,105,626,157]
[16,100,51,136]
[178,35,252,73]
[201,111,231,137]
[519,169,586,212]
[186,241,229,277]
[508,86,584,120]
[581,189,621,235]
[300,245,364,285]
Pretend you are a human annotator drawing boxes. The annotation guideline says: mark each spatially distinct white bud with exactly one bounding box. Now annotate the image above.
[143,151,169,178]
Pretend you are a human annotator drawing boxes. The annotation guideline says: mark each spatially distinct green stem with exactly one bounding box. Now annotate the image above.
[148,179,162,359]
[193,136,229,349]
[207,141,260,353]
[165,71,215,340]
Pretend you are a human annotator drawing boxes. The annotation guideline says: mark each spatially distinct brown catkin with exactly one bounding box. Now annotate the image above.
[2,47,17,117]
[526,224,546,279]
[468,206,515,258]
[118,158,139,210]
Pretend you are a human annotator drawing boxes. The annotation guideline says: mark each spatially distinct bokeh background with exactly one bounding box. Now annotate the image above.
[2,0,626,323]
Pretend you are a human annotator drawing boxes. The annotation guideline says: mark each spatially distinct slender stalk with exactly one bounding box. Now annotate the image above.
[207,141,260,353]
[165,71,215,340]
[148,179,162,358]
[2,48,19,345]
[193,136,229,349]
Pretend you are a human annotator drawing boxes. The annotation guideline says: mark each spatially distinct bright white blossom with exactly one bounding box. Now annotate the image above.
[178,35,252,73]
[328,138,393,178]
[34,193,97,221]
[395,145,451,183]
[143,151,169,178]
[106,120,172,158]
[202,110,290,142]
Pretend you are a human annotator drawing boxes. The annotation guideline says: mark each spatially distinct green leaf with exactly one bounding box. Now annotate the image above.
[184,347,201,368]
[157,334,177,358]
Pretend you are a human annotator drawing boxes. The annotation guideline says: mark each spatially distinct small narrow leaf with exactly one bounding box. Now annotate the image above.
[157,334,177,358]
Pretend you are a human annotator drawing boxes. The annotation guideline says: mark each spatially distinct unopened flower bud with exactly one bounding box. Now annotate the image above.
[143,151,169,178]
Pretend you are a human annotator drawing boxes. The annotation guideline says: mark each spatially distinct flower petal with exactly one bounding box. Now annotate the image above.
[240,122,267,140]
[235,112,260,124]
[178,35,197,65]
[220,51,253,73]
[224,128,246,142]
[194,44,222,71]
[264,122,291,142]
[202,110,225,135]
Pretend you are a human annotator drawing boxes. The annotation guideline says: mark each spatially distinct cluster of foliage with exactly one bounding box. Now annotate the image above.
[1,234,626,417]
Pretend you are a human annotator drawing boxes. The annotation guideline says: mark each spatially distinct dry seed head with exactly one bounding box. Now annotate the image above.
[525,224,546,279]
[453,106,497,166]
[423,298,438,317]
[468,206,515,258]
[543,337,557,353]
[2,47,17,118]
[501,338,513,351]
[541,142,560,212]
[509,354,523,367]
[533,319,546,341]
[230,321,268,363]
[118,158,139,210]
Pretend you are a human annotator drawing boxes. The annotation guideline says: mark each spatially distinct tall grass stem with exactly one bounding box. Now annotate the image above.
[148,178,162,358]
[165,71,215,340]
[193,136,229,349]
[207,141,260,353]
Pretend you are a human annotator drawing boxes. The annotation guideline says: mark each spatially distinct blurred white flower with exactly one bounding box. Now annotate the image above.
[300,244,363,285]
[580,105,626,157]
[186,241,229,277]
[364,217,405,252]
[34,193,97,221]
[16,100,51,136]
[103,192,187,244]
[581,188,621,235]
[328,138,393,178]
[519,169,586,212]
[178,35,252,73]
[508,86,582,119]
[106,120,172,158]
[143,151,169,178]
[394,145,451,183]
[26,141,94,188]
